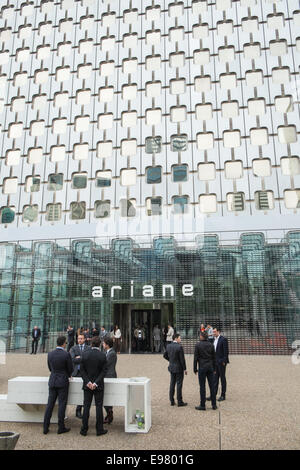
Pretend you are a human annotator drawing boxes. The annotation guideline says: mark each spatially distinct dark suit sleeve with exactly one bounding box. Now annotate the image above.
[179,345,186,371]
[106,352,117,375]
[212,345,216,371]
[80,353,90,385]
[193,345,198,373]
[95,356,108,387]
[47,352,52,373]
[224,337,229,363]
[66,352,73,377]
[70,346,81,364]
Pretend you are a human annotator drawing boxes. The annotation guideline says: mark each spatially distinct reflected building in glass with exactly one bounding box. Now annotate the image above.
[0,0,299,354]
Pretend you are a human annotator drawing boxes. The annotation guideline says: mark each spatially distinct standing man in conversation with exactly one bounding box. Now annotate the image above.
[103,336,117,424]
[43,335,73,435]
[209,327,229,402]
[163,333,187,407]
[80,336,108,436]
[70,333,90,419]
[193,331,217,411]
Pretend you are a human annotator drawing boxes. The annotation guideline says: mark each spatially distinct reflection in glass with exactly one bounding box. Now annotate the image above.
[145,136,162,154]
[48,173,63,191]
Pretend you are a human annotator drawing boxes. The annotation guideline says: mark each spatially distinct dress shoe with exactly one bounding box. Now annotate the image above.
[212,405,218,410]
[57,427,70,434]
[177,402,187,407]
[170,401,175,406]
[43,429,49,435]
[96,429,108,436]
[195,405,206,411]
[80,430,87,436]
[218,396,225,402]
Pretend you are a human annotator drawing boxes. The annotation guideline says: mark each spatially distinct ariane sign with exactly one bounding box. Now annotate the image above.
[92,280,194,299]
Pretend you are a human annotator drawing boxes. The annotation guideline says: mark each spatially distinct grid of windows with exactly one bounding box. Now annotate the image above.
[0,0,299,228]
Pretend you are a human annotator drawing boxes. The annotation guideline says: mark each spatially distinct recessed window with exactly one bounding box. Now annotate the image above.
[146,166,162,184]
[120,199,136,217]
[120,169,137,186]
[70,201,86,220]
[95,200,111,218]
[0,207,15,224]
[173,196,189,214]
[3,178,18,194]
[284,190,300,209]
[227,193,245,212]
[255,191,274,210]
[281,157,300,176]
[97,141,113,158]
[172,165,188,182]
[198,163,216,181]
[146,197,162,216]
[199,194,217,213]
[145,136,162,154]
[46,203,62,222]
[225,160,243,179]
[170,135,188,152]
[72,173,88,190]
[253,159,272,177]
[25,176,40,193]
[121,139,137,157]
[96,171,112,188]
[73,143,89,161]
[6,149,20,166]
[48,174,63,191]
[50,145,65,162]
[23,205,39,223]
[146,81,161,98]
[146,108,162,126]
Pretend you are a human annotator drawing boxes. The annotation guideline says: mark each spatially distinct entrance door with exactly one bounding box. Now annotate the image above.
[112,303,174,353]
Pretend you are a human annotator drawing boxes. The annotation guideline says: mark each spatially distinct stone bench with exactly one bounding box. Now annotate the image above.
[0,376,151,433]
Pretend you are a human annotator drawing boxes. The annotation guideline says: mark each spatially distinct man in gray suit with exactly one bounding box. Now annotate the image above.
[163,333,187,407]
[70,333,90,419]
[102,336,117,424]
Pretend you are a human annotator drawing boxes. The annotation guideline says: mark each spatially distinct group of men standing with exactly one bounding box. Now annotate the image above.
[164,327,229,409]
[43,332,117,436]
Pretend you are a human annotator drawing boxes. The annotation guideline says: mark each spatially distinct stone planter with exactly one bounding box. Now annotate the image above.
[0,432,20,450]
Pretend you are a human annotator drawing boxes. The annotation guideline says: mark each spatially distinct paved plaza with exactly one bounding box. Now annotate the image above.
[0,353,299,450]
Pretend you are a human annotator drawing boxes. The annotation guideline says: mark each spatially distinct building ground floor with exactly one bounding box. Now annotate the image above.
[0,230,299,355]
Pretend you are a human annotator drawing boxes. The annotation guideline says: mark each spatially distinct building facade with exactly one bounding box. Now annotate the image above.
[0,0,299,353]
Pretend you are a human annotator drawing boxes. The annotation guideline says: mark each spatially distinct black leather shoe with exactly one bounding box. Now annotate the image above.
[57,427,70,434]
[80,430,87,436]
[43,429,49,435]
[212,405,218,410]
[218,396,225,402]
[195,405,206,411]
[178,402,187,407]
[96,429,108,436]
[170,401,175,406]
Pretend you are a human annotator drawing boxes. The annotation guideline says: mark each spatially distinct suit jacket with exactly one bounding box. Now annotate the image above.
[105,348,117,378]
[80,348,108,391]
[32,328,41,340]
[163,341,186,374]
[70,343,90,377]
[47,347,73,388]
[215,335,229,364]
[193,340,216,373]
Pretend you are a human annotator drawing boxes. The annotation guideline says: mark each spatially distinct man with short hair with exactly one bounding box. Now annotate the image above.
[70,333,90,419]
[103,336,117,424]
[66,325,75,352]
[31,326,41,354]
[163,333,187,407]
[80,336,108,436]
[43,335,73,435]
[194,331,217,411]
[212,327,229,402]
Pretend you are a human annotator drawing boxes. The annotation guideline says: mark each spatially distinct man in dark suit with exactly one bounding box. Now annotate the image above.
[212,327,229,402]
[31,326,41,354]
[69,333,90,419]
[193,331,217,411]
[66,325,75,352]
[80,336,108,436]
[163,333,187,407]
[103,336,117,424]
[43,335,73,435]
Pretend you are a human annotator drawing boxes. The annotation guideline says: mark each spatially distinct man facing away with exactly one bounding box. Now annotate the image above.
[193,331,217,411]
[102,336,117,425]
[69,333,90,419]
[163,333,187,407]
[31,325,41,354]
[80,336,108,436]
[43,335,73,435]
[207,327,229,403]
[153,324,161,353]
